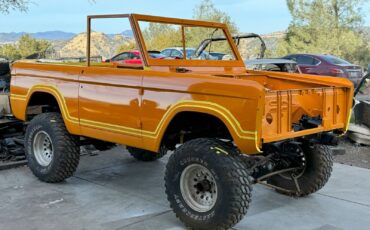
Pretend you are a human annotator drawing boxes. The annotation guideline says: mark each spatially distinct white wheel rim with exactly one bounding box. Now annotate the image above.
[180,164,218,213]
[33,131,54,167]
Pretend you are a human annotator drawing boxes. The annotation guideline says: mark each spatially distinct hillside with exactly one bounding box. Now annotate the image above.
[238,31,286,59]
[1,28,369,60]
[55,30,286,60]
[58,32,133,59]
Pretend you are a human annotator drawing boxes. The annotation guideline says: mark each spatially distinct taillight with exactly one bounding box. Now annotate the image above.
[329,68,344,75]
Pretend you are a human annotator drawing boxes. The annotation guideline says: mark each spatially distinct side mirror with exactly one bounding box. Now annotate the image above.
[105,59,111,63]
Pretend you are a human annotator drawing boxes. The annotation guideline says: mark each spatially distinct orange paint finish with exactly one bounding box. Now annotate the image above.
[9,14,354,155]
[10,61,265,154]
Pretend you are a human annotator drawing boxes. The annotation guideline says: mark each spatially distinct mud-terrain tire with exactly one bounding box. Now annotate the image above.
[25,112,80,183]
[127,146,167,161]
[269,144,333,197]
[165,138,252,230]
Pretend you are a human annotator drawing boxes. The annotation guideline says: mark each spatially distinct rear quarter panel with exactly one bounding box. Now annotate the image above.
[10,62,82,134]
[140,72,265,153]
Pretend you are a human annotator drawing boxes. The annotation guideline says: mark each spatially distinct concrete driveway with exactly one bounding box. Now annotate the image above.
[1,146,369,230]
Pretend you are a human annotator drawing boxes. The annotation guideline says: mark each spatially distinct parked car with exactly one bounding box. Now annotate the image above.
[284,54,363,86]
[245,58,301,73]
[160,47,216,60]
[209,52,226,60]
[106,50,165,65]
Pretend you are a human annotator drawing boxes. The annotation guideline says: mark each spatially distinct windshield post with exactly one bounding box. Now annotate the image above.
[181,26,186,60]
[87,16,91,67]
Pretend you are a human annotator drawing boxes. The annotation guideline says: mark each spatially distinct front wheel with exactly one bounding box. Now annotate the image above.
[25,112,80,183]
[165,138,252,230]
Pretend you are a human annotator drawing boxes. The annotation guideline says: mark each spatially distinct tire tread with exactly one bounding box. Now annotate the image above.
[165,138,252,230]
[26,113,80,183]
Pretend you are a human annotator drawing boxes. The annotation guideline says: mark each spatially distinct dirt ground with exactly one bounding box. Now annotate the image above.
[334,137,370,169]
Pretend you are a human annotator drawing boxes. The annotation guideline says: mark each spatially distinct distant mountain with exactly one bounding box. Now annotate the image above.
[107,30,134,39]
[0,33,23,43]
[0,30,134,43]
[122,30,134,38]
[0,31,76,43]
[31,31,76,41]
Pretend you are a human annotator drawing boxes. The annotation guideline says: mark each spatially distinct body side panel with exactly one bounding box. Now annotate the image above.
[78,66,143,148]
[10,62,264,154]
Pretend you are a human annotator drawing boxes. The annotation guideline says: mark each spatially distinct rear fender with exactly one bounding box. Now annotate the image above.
[149,100,261,154]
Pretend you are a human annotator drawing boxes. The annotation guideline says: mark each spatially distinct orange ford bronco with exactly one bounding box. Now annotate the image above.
[10,14,353,230]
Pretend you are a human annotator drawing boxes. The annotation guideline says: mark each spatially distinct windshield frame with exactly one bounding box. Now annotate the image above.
[132,14,244,67]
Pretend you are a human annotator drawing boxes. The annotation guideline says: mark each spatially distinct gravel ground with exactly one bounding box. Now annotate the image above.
[333,137,370,169]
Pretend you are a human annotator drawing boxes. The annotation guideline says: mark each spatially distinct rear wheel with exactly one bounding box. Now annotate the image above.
[25,112,80,183]
[165,138,252,230]
[268,144,333,196]
[127,146,167,162]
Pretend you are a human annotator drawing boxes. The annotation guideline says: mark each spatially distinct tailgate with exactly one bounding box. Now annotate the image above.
[262,87,351,143]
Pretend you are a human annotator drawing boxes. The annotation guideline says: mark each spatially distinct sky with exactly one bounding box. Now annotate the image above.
[0,0,369,34]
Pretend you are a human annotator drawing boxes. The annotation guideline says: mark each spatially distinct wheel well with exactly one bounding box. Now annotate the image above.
[161,112,232,150]
[26,92,60,119]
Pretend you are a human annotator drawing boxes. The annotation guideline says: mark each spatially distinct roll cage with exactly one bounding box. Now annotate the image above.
[194,33,267,59]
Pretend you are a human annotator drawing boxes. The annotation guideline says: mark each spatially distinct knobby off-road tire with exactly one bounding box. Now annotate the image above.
[25,112,80,183]
[127,146,167,162]
[165,138,252,230]
[269,144,333,197]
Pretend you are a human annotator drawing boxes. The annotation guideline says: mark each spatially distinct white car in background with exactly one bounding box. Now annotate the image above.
[160,47,217,60]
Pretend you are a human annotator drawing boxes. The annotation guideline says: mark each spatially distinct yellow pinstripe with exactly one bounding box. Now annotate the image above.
[10,84,258,143]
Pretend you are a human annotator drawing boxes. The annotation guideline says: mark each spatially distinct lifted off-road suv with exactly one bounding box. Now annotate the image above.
[9,14,353,229]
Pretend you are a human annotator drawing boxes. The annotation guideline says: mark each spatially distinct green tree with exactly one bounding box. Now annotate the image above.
[0,0,29,13]
[277,0,370,66]
[0,35,51,60]
[142,23,182,51]
[140,0,238,52]
[17,34,50,58]
[193,0,238,34]
[0,44,21,60]
[116,40,137,53]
